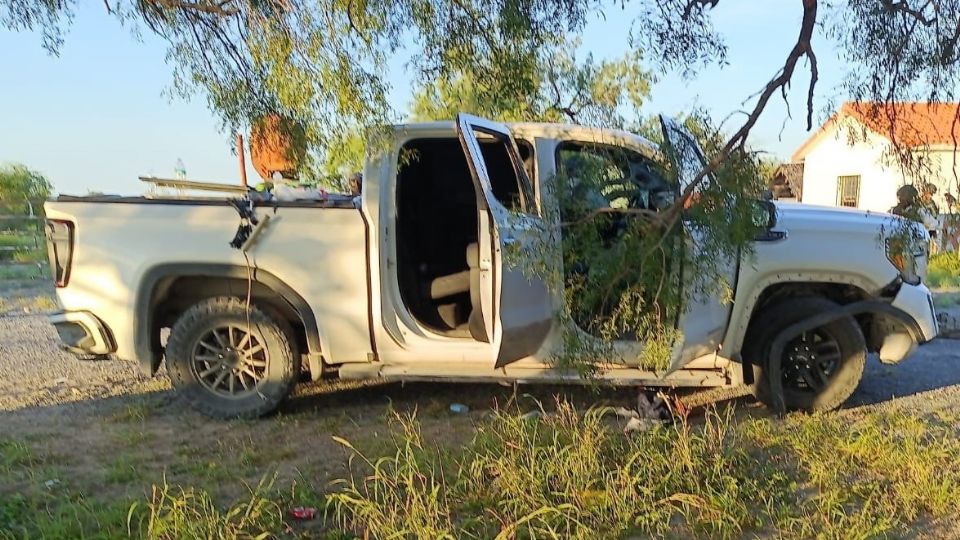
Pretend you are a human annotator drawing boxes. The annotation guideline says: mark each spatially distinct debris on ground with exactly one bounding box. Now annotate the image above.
[289,507,316,521]
[611,406,640,420]
[521,410,541,420]
[623,417,662,434]
[43,479,60,489]
[449,403,469,414]
[637,391,672,421]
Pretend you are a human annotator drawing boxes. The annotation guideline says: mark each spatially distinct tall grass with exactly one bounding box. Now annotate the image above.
[5,404,958,539]
[327,417,459,538]
[328,402,960,539]
[128,476,283,539]
[928,251,960,289]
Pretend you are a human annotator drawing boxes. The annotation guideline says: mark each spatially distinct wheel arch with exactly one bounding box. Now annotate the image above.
[134,263,323,375]
[723,273,877,374]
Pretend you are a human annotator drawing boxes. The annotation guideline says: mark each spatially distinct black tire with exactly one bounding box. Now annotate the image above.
[744,297,866,413]
[166,297,300,419]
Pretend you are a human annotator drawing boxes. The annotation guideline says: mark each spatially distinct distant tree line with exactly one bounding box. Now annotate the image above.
[0,163,51,220]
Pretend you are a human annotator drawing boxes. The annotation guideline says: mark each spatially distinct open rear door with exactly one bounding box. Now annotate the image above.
[456,113,553,368]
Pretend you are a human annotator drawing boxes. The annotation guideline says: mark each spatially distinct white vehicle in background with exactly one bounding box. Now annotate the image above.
[44,114,938,418]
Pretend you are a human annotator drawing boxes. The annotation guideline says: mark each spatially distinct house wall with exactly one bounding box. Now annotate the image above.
[800,119,960,214]
[927,148,960,211]
[800,119,902,212]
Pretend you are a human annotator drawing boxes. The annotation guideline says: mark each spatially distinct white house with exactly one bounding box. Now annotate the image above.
[791,102,960,214]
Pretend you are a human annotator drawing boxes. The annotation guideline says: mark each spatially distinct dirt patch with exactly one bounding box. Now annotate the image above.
[0,313,655,507]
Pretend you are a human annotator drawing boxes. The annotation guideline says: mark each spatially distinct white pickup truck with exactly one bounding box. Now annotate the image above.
[44,114,939,418]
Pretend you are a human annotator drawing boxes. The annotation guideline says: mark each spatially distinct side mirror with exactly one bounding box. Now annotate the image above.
[751,199,784,241]
[750,199,777,230]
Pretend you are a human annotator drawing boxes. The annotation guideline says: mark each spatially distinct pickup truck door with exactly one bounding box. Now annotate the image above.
[659,115,739,368]
[456,114,554,368]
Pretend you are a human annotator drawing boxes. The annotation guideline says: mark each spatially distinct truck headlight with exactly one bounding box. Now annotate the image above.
[885,236,924,285]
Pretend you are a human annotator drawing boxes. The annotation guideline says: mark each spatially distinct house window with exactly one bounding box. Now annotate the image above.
[837,175,860,207]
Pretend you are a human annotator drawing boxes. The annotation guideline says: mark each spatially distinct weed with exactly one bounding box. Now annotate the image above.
[0,293,57,313]
[129,475,283,539]
[0,264,48,281]
[0,490,131,539]
[169,450,236,483]
[741,411,960,538]
[0,234,35,248]
[3,403,958,539]
[106,454,145,485]
[929,252,960,289]
[110,400,158,424]
[934,290,960,308]
[328,412,459,538]
[327,401,960,539]
[0,439,36,473]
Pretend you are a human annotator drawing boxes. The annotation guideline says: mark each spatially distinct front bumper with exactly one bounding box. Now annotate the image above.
[875,281,939,363]
[890,282,939,342]
[49,311,115,356]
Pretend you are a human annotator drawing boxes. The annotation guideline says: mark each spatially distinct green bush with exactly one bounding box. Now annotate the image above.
[928,252,960,289]
[0,234,35,248]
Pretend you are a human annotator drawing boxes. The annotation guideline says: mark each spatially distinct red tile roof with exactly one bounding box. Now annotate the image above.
[792,102,960,161]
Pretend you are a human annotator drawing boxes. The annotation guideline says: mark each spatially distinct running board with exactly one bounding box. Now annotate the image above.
[338,362,729,387]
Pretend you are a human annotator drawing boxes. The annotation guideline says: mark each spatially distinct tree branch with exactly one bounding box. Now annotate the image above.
[682,0,720,20]
[664,0,819,227]
[146,0,240,17]
[882,0,935,26]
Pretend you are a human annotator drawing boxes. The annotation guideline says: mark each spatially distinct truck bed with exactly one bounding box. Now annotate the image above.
[45,195,373,367]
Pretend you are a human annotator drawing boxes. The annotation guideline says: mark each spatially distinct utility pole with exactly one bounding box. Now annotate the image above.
[237,133,248,189]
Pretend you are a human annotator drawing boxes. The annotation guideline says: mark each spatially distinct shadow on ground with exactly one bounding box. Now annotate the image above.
[848,339,960,407]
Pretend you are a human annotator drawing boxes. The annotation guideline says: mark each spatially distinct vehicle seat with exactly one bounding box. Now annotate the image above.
[425,243,485,340]
[429,271,470,300]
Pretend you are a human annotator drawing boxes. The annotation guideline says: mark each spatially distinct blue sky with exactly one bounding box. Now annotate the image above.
[0,1,843,195]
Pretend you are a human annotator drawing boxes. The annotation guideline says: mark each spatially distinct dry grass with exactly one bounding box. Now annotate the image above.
[2,392,959,539]
[0,294,58,314]
[328,402,960,539]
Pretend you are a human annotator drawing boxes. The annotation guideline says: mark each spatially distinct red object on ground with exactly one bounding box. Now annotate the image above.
[289,507,317,520]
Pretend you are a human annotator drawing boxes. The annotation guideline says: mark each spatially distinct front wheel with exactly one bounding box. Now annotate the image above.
[744,297,867,412]
[166,297,300,419]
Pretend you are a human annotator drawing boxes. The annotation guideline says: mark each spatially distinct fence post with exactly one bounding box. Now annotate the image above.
[0,200,47,281]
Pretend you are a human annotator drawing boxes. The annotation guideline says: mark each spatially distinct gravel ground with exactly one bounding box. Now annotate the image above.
[2,311,959,414]
[0,314,164,411]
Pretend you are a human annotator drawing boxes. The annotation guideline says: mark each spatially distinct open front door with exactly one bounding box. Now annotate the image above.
[659,115,739,371]
[456,113,553,368]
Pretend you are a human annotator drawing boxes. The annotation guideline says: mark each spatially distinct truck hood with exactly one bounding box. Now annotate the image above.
[772,201,929,281]
[773,201,904,235]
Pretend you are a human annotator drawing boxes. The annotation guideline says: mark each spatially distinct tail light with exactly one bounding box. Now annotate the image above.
[46,219,74,287]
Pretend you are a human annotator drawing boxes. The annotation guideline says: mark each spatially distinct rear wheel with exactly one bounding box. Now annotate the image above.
[166,297,300,419]
[745,297,866,412]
